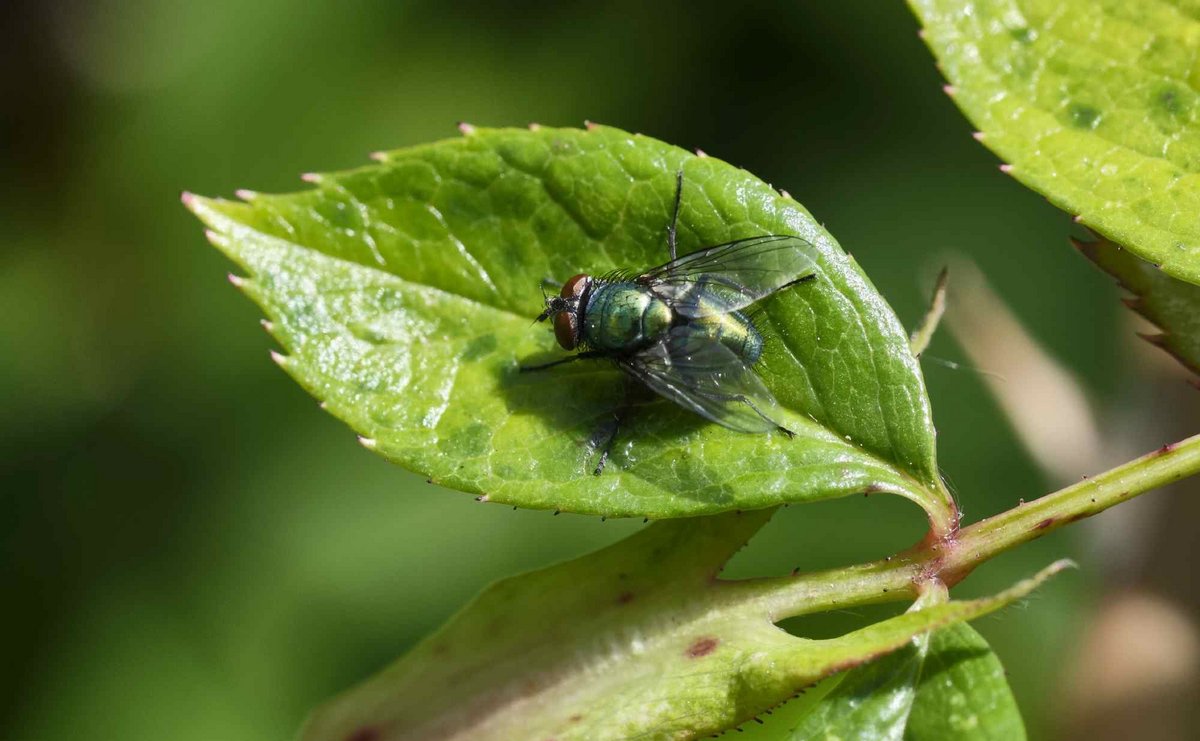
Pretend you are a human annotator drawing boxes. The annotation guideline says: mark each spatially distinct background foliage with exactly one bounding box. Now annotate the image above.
[2,1,1197,739]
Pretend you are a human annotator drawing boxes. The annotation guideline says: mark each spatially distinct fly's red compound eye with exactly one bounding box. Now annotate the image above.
[553,311,578,350]
[560,273,590,300]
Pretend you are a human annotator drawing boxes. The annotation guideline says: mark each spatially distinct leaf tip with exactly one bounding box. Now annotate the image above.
[300,172,322,184]
[1046,558,1078,575]
[942,84,957,97]
[971,131,986,142]
[358,435,378,450]
[999,163,1014,174]
[369,151,389,163]
[260,318,275,333]
[527,122,541,131]
[179,190,197,210]
[227,272,247,288]
[778,189,792,200]
[269,349,289,366]
[457,121,477,136]
[1073,213,1086,224]
[475,494,490,503]
[694,148,708,158]
[234,188,258,202]
[584,119,598,131]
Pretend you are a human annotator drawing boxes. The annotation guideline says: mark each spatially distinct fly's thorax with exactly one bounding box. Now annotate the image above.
[688,310,764,365]
[581,282,673,353]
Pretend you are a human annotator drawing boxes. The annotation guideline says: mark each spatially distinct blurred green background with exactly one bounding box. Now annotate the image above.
[4,1,1197,739]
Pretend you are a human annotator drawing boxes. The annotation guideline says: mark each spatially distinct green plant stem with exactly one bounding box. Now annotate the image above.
[728,433,1200,619]
[944,432,1200,580]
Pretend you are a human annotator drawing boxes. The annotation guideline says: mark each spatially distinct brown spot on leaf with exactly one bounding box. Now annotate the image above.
[686,636,719,658]
[1035,517,1056,530]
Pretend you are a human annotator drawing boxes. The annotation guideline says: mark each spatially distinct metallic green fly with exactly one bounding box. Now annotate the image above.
[522,171,818,475]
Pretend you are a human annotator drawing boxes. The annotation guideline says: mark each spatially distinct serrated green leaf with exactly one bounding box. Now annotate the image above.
[186,125,952,521]
[910,0,1200,286]
[905,623,1025,740]
[296,512,1062,741]
[1078,234,1200,376]
[787,594,1023,741]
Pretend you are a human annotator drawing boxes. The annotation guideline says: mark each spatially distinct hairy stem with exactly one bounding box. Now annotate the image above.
[944,431,1200,580]
[730,433,1200,618]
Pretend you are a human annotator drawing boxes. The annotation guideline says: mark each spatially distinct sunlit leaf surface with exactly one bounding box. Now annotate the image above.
[186,126,949,519]
[911,0,1200,286]
[789,620,1024,740]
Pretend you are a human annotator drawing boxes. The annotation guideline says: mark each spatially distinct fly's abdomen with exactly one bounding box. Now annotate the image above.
[691,311,764,365]
[582,283,673,353]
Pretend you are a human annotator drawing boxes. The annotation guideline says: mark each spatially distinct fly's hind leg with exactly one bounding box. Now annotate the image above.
[739,395,795,438]
[780,273,818,292]
[703,390,795,438]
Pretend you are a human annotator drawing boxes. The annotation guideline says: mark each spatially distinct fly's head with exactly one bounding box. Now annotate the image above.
[536,273,591,350]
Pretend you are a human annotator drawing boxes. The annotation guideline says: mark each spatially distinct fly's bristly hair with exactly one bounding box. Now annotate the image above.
[595,268,637,284]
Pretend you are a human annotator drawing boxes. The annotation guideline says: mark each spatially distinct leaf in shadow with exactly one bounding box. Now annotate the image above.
[296,511,1063,741]
[1076,233,1200,378]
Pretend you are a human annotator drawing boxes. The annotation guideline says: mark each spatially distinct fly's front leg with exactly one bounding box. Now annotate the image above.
[520,351,604,373]
[666,169,683,261]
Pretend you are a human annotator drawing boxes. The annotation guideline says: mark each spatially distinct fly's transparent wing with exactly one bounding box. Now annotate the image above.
[620,327,785,433]
[637,235,818,317]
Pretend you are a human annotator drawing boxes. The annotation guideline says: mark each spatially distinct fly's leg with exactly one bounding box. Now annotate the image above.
[541,277,561,291]
[739,396,794,438]
[590,382,636,475]
[739,396,792,436]
[780,273,818,292]
[666,169,683,261]
[589,414,620,476]
[519,351,604,373]
[702,390,794,438]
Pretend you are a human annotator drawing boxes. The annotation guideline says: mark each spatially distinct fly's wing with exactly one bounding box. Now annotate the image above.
[638,235,818,317]
[619,327,785,433]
